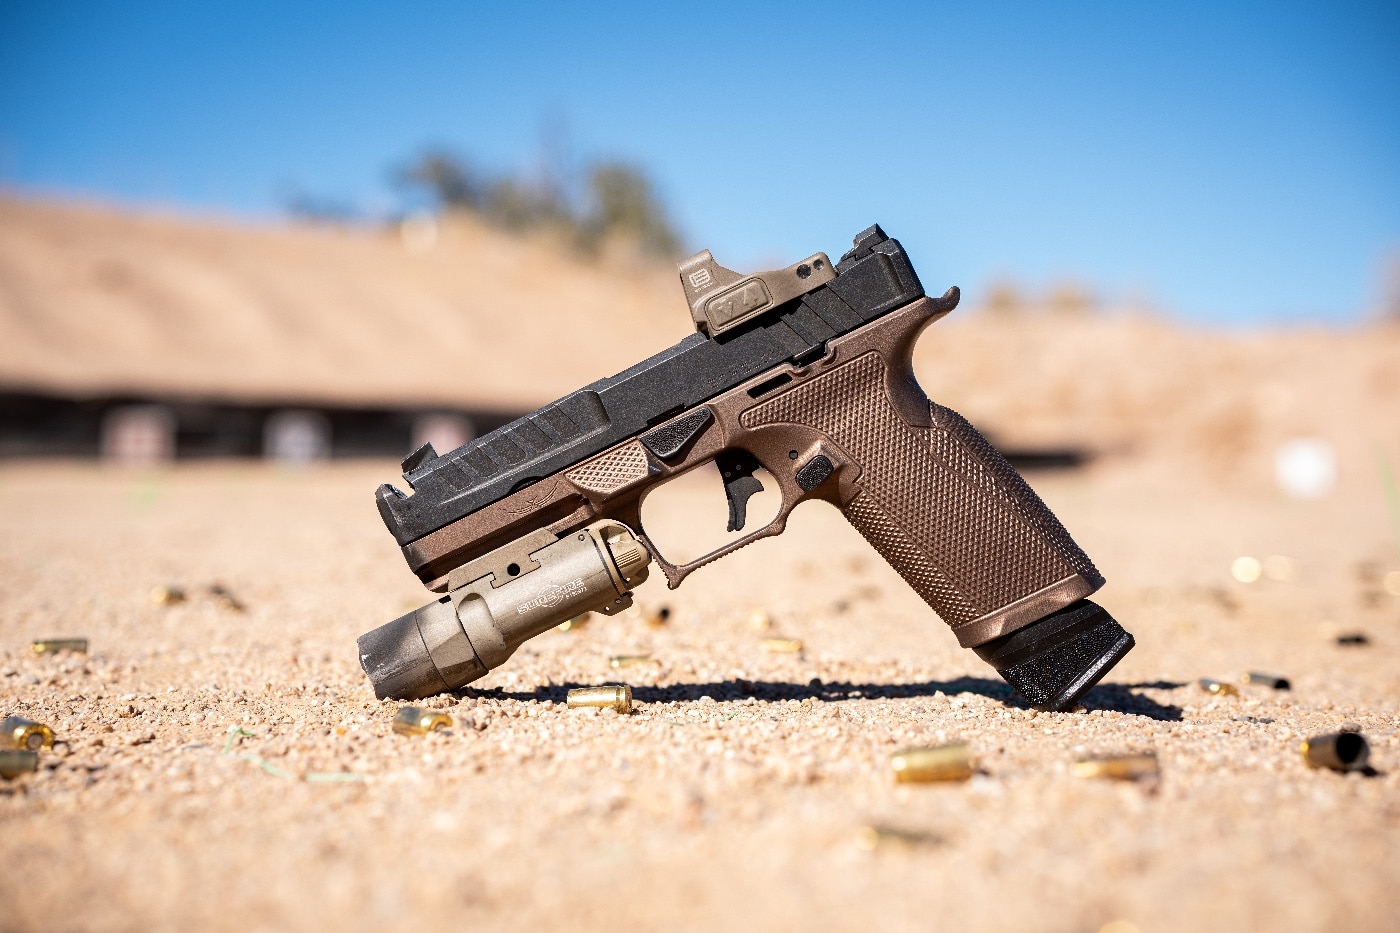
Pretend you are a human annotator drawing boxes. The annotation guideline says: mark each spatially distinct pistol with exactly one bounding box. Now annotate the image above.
[359,225,1133,711]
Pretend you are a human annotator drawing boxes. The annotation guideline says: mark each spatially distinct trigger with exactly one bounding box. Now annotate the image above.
[716,449,764,532]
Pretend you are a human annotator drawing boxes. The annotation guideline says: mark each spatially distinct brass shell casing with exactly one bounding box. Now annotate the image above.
[1072,753,1160,782]
[567,685,633,713]
[890,744,974,783]
[0,750,39,779]
[1301,732,1370,772]
[1,717,55,751]
[391,706,453,736]
[855,824,944,851]
[30,638,87,654]
[1199,678,1240,697]
[149,585,186,606]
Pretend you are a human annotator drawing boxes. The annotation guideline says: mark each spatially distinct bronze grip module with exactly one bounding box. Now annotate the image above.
[360,225,1134,711]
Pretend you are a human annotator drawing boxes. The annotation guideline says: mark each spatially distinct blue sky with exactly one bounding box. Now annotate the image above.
[1,1,1397,324]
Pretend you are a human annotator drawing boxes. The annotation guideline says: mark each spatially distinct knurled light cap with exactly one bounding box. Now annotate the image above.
[605,531,650,587]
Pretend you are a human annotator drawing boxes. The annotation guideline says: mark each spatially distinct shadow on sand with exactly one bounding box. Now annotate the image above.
[465,675,1183,722]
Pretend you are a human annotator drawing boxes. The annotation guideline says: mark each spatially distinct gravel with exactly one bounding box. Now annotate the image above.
[1,458,1397,932]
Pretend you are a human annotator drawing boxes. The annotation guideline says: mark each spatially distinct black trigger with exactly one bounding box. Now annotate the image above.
[716,449,764,532]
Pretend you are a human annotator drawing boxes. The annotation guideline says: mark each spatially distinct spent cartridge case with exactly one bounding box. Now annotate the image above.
[30,638,87,654]
[1301,731,1370,772]
[392,706,453,736]
[149,585,186,606]
[761,638,803,654]
[609,655,653,669]
[890,744,974,783]
[1242,672,1290,690]
[1199,678,1240,697]
[1,717,55,751]
[567,685,633,713]
[1072,753,1160,782]
[0,749,39,779]
[855,824,944,851]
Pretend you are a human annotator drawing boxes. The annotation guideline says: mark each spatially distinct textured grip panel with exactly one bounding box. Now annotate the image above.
[742,351,1102,645]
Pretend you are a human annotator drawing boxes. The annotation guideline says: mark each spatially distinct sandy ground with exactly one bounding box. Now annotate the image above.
[1,446,1398,932]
